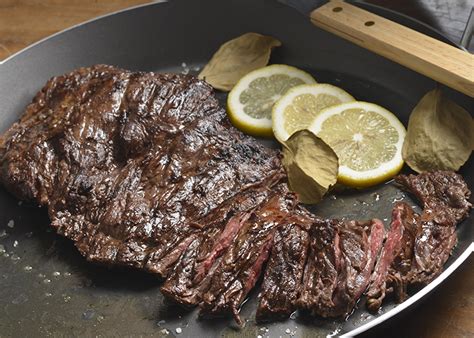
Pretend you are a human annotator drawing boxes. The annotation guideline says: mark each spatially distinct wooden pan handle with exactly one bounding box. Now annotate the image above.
[310,0,474,97]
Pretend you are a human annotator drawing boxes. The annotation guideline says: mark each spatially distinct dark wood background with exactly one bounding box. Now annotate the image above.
[0,1,472,337]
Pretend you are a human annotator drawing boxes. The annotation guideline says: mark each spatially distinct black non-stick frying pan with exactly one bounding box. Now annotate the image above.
[0,0,472,336]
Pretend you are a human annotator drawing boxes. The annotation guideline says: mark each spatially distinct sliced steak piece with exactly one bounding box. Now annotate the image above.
[366,202,417,311]
[367,171,472,312]
[396,171,472,226]
[395,171,471,287]
[298,218,384,318]
[0,65,283,277]
[199,190,298,325]
[256,206,314,322]
[161,175,283,307]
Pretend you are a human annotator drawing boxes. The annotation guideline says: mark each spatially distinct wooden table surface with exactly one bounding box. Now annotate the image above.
[0,1,472,337]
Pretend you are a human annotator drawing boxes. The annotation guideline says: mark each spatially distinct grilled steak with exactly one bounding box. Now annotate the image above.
[256,206,313,322]
[367,171,472,311]
[0,65,283,277]
[298,218,384,318]
[1,65,471,325]
[199,190,297,325]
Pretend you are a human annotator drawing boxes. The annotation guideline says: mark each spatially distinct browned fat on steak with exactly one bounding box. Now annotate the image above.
[366,171,472,312]
[298,217,385,318]
[0,65,284,277]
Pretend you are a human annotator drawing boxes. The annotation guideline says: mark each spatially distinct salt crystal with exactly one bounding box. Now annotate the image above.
[11,254,20,261]
[24,266,32,272]
[13,240,18,248]
[175,327,182,334]
[160,329,169,335]
[45,292,52,297]
[7,220,14,228]
[43,278,51,284]
[285,328,291,334]
[257,335,262,338]
[52,271,61,277]
[0,229,7,239]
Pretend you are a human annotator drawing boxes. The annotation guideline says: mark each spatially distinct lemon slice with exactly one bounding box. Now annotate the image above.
[227,64,316,137]
[272,83,355,142]
[309,101,406,188]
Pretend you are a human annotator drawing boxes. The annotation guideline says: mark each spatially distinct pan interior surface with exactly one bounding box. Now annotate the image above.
[0,0,472,337]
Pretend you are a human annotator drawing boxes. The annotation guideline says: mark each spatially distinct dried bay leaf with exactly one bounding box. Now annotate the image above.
[402,89,474,173]
[198,32,281,91]
[282,130,339,204]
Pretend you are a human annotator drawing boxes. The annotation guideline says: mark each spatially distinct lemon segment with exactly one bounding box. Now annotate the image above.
[227,64,316,137]
[309,101,406,188]
[272,83,355,142]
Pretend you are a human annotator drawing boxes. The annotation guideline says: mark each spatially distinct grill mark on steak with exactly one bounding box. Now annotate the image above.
[256,206,313,322]
[298,218,384,318]
[199,189,298,325]
[0,65,283,277]
[367,171,472,312]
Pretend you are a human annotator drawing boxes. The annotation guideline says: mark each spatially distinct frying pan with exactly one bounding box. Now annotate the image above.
[0,0,472,336]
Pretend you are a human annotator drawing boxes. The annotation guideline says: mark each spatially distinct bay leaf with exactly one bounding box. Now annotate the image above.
[282,130,339,204]
[402,89,474,173]
[198,32,281,91]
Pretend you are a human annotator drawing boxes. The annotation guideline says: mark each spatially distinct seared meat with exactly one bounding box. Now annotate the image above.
[0,65,283,277]
[367,171,472,311]
[161,175,282,307]
[199,190,297,325]
[256,206,313,322]
[366,202,417,311]
[396,171,472,226]
[298,218,384,318]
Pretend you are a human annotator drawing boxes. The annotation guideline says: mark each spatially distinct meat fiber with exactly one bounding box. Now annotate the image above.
[298,218,384,318]
[161,176,283,307]
[256,207,313,322]
[199,191,298,325]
